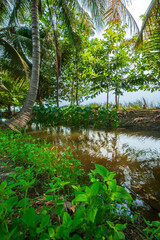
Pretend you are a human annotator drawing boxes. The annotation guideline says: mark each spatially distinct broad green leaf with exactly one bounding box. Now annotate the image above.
[115,223,127,231]
[73,193,88,203]
[56,226,64,239]
[111,186,132,201]
[156,233,160,240]
[39,232,50,240]
[0,180,7,190]
[113,230,125,240]
[72,234,82,240]
[151,221,160,227]
[107,173,116,181]
[95,164,109,179]
[17,198,30,208]
[108,179,117,192]
[72,217,84,229]
[40,215,50,229]
[48,228,55,239]
[6,196,18,207]
[22,208,36,228]
[87,207,98,223]
[90,182,100,196]
[63,212,72,228]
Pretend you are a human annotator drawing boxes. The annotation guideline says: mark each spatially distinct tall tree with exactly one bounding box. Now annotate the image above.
[4,0,40,130]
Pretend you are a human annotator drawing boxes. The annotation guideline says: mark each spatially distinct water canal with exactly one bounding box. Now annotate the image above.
[27,125,160,220]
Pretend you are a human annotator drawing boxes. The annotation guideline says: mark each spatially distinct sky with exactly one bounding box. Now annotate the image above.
[128,0,151,28]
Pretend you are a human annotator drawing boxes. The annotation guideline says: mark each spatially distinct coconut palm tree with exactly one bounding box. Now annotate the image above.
[4,0,40,130]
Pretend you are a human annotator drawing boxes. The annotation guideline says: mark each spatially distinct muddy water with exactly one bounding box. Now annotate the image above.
[27,125,160,220]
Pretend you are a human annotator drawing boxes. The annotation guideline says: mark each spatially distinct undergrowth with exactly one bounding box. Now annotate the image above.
[32,105,118,128]
[0,129,160,240]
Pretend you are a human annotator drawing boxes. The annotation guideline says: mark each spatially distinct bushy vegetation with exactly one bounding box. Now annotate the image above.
[0,129,160,240]
[32,105,118,128]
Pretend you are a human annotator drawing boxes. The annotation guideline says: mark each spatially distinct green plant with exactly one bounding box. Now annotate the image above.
[56,164,132,239]
[141,215,160,240]
[32,105,118,129]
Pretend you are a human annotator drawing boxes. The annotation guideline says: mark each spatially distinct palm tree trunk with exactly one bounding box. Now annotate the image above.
[4,0,40,130]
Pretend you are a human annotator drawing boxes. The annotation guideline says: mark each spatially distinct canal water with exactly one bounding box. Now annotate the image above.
[27,125,160,221]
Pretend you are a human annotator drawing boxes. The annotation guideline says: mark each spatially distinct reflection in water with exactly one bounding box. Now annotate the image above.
[27,126,160,220]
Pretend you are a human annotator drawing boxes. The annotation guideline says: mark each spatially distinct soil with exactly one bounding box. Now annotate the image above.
[118,109,160,131]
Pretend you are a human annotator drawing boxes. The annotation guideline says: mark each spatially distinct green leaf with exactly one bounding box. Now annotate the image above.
[39,233,50,240]
[73,193,88,203]
[56,226,65,239]
[63,212,72,228]
[156,233,160,240]
[151,221,160,227]
[90,182,100,196]
[22,208,36,227]
[72,234,82,240]
[114,230,125,240]
[17,198,29,208]
[8,227,17,239]
[0,180,7,190]
[6,196,18,207]
[108,179,117,192]
[106,221,115,229]
[48,228,55,238]
[72,216,84,229]
[87,207,98,223]
[111,186,132,201]
[95,164,109,179]
[115,223,127,231]
[40,215,50,229]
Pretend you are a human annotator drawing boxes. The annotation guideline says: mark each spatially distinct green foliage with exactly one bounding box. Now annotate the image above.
[0,71,29,110]
[0,130,83,184]
[141,215,160,240]
[32,105,118,128]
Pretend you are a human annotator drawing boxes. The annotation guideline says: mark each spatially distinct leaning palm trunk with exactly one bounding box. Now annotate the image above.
[4,0,40,131]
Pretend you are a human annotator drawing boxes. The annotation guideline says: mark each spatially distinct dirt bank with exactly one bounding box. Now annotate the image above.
[118,109,160,131]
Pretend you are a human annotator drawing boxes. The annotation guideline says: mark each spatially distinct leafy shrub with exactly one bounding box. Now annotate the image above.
[32,105,118,128]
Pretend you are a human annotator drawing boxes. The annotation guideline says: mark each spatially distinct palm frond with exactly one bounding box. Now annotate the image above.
[8,0,30,26]
[0,38,28,76]
[0,0,11,24]
[103,0,139,34]
[143,18,160,69]
[0,81,9,91]
[136,0,160,46]
[78,0,105,31]
[55,0,75,41]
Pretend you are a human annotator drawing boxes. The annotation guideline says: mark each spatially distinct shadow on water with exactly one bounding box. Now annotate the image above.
[27,124,160,221]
